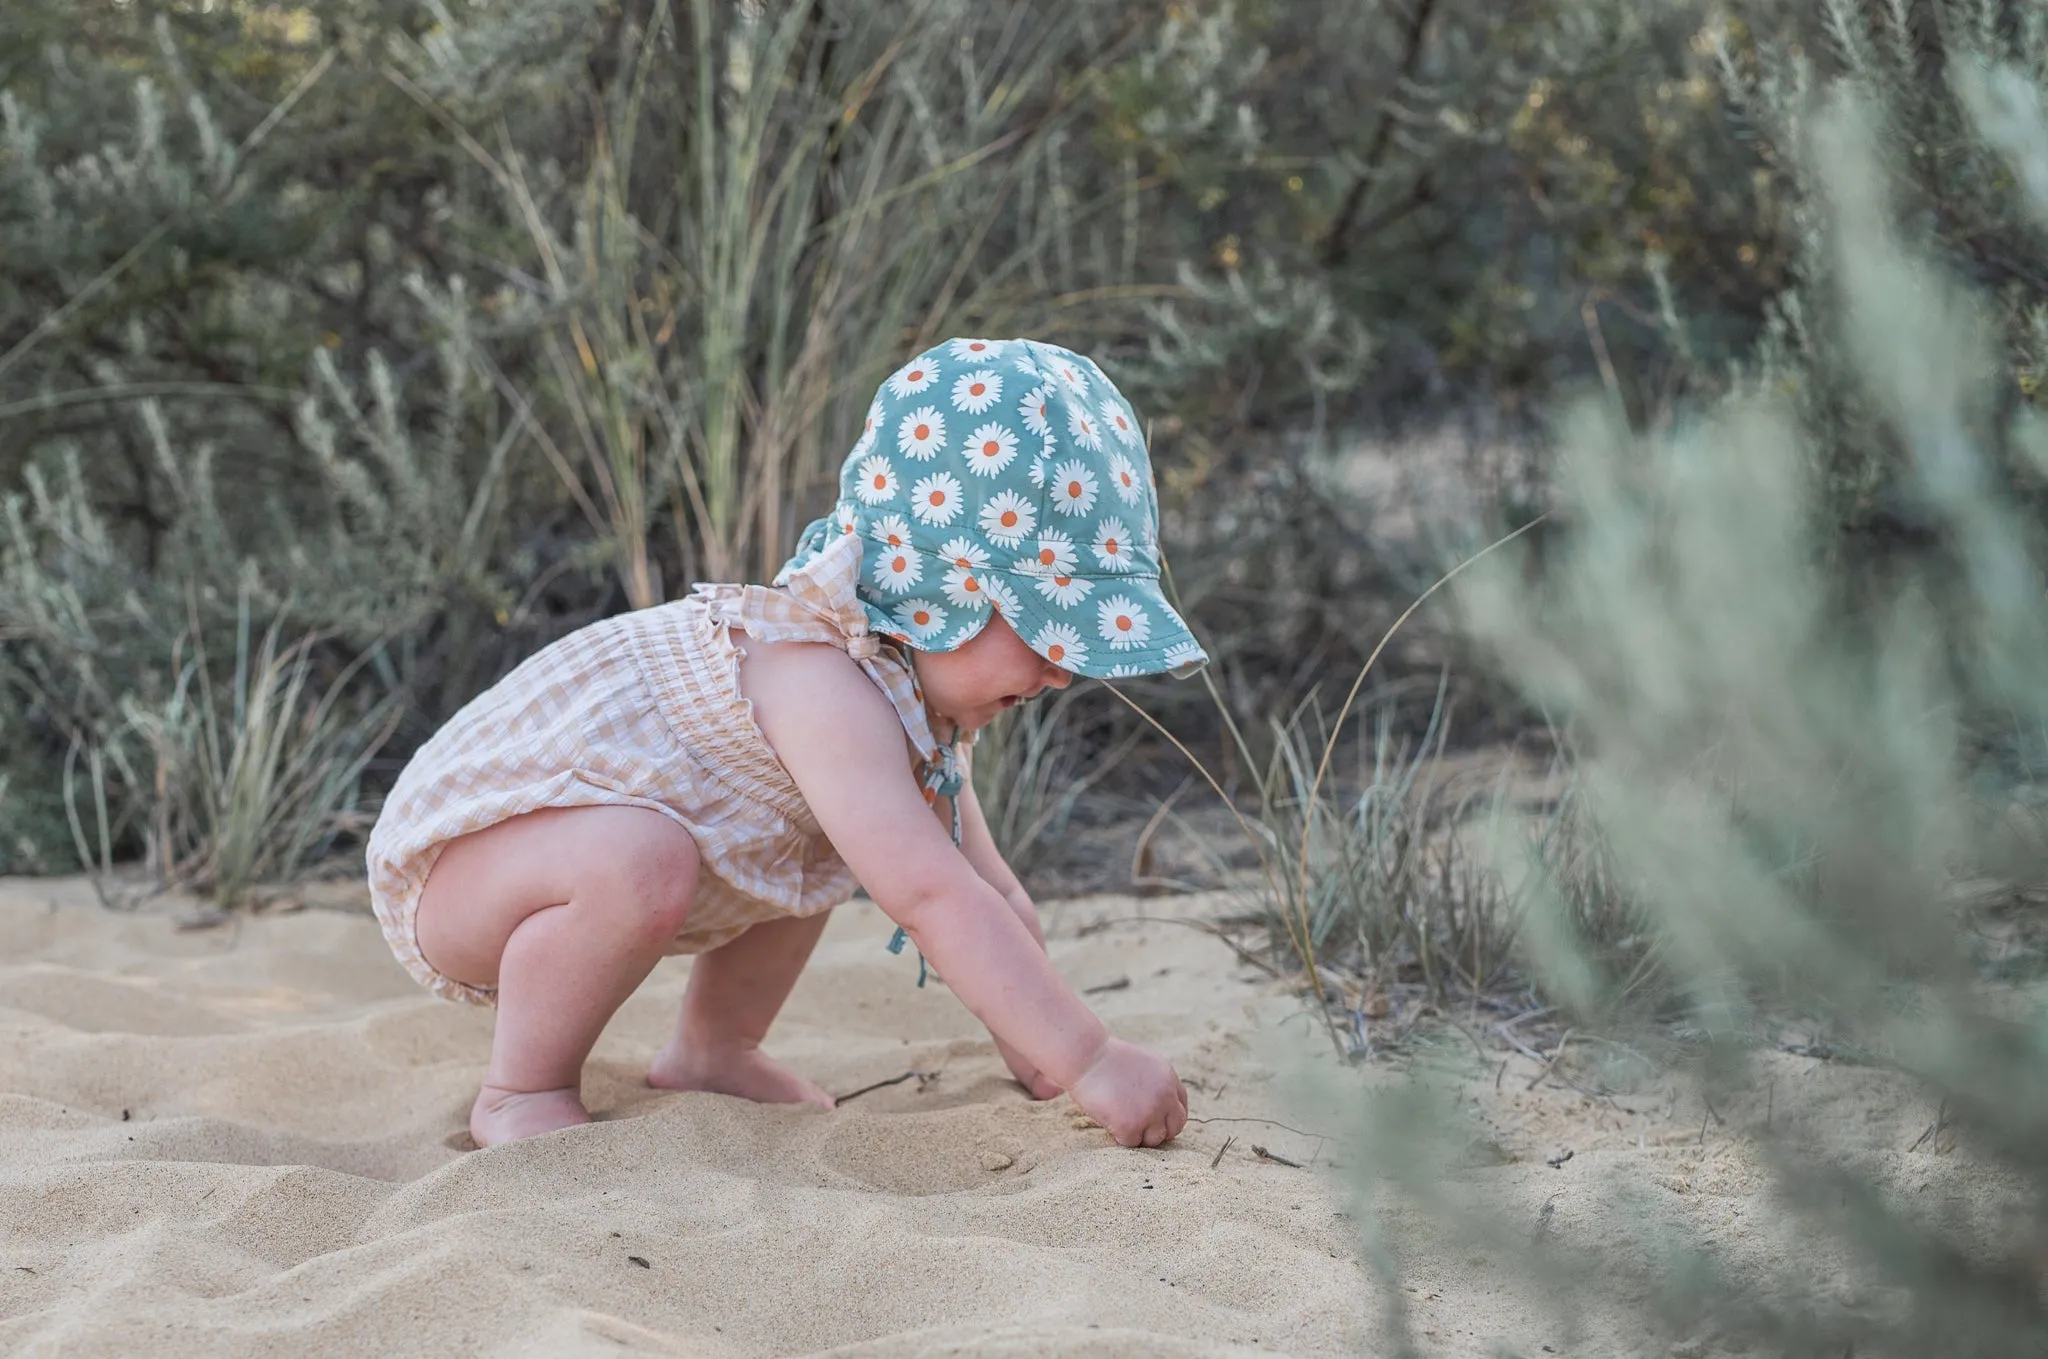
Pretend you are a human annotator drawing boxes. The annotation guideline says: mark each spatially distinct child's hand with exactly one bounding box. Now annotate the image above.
[1067,1038,1189,1148]
[993,1032,1064,1100]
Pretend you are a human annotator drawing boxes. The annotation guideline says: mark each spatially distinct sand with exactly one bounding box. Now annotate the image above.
[0,879,1373,1357]
[0,875,1999,1357]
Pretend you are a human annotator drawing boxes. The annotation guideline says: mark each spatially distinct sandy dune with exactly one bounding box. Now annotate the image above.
[0,879,1371,1357]
[1,873,1990,1357]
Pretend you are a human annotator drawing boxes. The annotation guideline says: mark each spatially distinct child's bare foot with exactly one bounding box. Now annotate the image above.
[648,1041,835,1110]
[470,1085,591,1146]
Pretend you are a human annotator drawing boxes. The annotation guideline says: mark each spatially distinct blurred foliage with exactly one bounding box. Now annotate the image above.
[1338,69,2048,1356]
[4,0,2048,878]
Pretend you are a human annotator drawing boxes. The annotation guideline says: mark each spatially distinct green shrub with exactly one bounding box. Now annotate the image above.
[1339,76,2048,1356]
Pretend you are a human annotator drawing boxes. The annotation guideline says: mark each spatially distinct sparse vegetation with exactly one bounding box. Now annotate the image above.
[15,3,2048,1351]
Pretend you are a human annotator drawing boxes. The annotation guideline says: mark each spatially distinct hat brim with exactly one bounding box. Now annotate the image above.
[987,565,1208,681]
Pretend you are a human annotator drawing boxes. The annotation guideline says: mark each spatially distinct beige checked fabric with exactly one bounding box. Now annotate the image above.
[365,532,950,1006]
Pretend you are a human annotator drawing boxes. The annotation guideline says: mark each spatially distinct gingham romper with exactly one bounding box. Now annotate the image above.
[364,532,956,1006]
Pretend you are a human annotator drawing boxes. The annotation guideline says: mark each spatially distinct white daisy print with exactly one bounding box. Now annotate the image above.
[1053,358,1090,394]
[1106,664,1143,678]
[983,575,1021,618]
[1050,460,1099,517]
[949,338,997,363]
[1164,640,1207,670]
[1033,622,1089,669]
[853,398,884,457]
[1020,387,1051,437]
[894,599,948,642]
[964,423,1018,477]
[1024,529,1078,577]
[1092,518,1136,572]
[978,490,1036,545]
[1027,452,1048,488]
[1098,595,1151,649]
[942,565,989,609]
[1102,400,1139,447]
[886,357,938,398]
[855,455,898,504]
[951,370,1001,414]
[869,514,912,550]
[910,471,964,526]
[938,536,990,570]
[1035,573,1093,608]
[873,546,923,593]
[897,407,946,460]
[1108,452,1143,506]
[1067,405,1103,452]
[836,503,858,535]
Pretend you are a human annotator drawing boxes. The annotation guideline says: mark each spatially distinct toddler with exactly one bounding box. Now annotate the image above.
[365,338,1207,1149]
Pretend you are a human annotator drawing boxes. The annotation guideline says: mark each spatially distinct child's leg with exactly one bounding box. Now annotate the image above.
[414,805,700,1145]
[648,911,835,1108]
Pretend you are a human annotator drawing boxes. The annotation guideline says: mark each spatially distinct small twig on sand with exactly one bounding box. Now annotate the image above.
[1251,1144,1302,1168]
[1526,1027,1576,1091]
[833,1070,931,1105]
[1083,976,1132,995]
[1073,914,1281,977]
[1210,1135,1235,1169]
[1499,1031,1616,1105]
[1189,1115,1329,1140]
[1531,1193,1558,1243]
[1908,1099,1950,1152]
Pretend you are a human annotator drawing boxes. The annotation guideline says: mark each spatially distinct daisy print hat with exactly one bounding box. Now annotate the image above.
[776,337,1209,680]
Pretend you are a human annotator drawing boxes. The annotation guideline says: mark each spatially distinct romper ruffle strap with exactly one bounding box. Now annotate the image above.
[694,532,964,984]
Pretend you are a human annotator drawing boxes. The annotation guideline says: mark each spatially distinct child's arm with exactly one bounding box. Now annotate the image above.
[950,748,1063,1098]
[746,646,1185,1146]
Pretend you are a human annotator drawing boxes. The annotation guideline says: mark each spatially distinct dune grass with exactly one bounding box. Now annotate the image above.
[1327,80,2048,1356]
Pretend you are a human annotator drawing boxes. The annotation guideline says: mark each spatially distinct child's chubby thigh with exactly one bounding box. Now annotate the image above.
[413,804,703,991]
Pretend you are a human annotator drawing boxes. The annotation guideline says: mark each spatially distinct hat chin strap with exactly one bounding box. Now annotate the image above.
[905,646,962,747]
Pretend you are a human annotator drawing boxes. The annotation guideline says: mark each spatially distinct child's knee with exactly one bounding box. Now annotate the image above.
[588,813,700,942]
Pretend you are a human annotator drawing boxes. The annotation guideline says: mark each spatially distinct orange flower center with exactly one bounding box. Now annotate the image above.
[1047,644,1065,662]
[970,383,986,397]
[892,555,908,572]
[955,556,971,567]
[1053,575,1072,587]
[1121,472,1133,487]
[1067,481,1083,498]
[1104,538,1118,555]
[914,423,930,441]
[1000,510,1018,527]
[982,440,1001,457]
[872,474,887,489]
[929,491,946,506]
[964,576,980,592]
[1039,548,1056,566]
[913,610,931,625]
[1116,615,1133,632]
[908,369,925,382]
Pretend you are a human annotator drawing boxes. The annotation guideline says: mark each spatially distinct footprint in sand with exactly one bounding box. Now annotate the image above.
[817,1106,1035,1195]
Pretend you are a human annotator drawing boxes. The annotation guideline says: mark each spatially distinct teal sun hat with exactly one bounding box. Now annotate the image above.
[777,337,1208,681]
